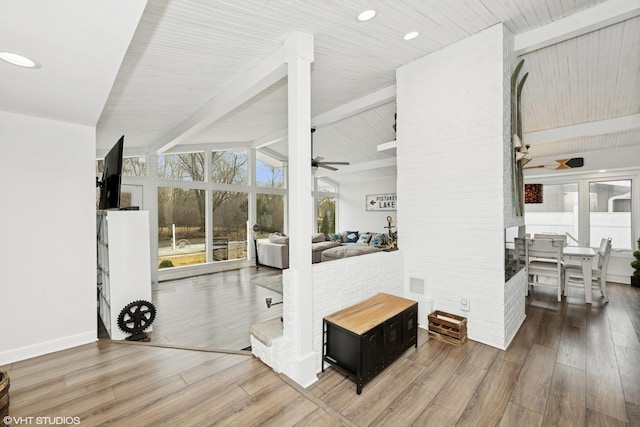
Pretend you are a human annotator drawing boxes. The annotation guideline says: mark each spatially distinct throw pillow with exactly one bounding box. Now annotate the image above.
[357,233,371,244]
[344,231,359,243]
[370,233,386,247]
[328,233,341,242]
[311,233,326,243]
[269,233,289,244]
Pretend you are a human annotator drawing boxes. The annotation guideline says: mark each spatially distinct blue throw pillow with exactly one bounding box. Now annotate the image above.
[357,233,371,244]
[370,233,386,247]
[329,233,341,242]
[344,231,359,243]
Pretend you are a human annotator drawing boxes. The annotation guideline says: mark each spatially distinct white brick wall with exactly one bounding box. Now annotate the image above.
[397,24,524,349]
[504,269,527,347]
[274,251,404,376]
[310,250,404,372]
[502,25,527,346]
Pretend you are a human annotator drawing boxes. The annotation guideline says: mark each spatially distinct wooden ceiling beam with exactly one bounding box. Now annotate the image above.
[311,85,396,128]
[524,113,640,145]
[251,84,396,149]
[514,0,640,55]
[152,46,287,154]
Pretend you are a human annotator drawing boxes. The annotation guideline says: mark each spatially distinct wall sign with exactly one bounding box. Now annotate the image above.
[366,193,397,211]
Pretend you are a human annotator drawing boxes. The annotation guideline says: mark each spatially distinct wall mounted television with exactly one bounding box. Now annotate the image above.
[97,135,124,210]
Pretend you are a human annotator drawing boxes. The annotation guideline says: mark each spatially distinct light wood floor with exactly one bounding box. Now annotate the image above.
[4,282,640,426]
[147,266,283,351]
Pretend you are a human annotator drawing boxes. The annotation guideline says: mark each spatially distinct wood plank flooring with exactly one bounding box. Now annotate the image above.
[147,266,283,351]
[3,281,639,426]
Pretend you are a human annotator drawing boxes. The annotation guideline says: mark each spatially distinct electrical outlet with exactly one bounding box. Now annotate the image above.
[460,297,470,312]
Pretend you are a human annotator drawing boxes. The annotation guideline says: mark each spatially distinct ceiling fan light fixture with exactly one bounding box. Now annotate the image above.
[357,9,376,22]
[0,51,38,68]
[403,31,419,40]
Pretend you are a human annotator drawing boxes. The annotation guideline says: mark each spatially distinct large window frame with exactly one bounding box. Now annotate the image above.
[151,146,287,278]
[525,171,639,251]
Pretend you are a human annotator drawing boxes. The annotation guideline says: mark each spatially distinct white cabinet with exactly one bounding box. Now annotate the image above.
[97,211,152,340]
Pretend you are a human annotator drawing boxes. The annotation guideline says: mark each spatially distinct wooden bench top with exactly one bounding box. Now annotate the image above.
[324,293,416,335]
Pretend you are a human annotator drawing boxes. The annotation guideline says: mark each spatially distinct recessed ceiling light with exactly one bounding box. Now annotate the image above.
[598,169,607,173]
[404,31,420,40]
[357,9,376,22]
[0,51,37,68]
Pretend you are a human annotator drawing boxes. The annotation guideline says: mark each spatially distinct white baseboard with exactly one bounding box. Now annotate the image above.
[608,274,630,285]
[0,331,96,366]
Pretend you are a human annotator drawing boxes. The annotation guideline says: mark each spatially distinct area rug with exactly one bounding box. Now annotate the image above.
[251,275,282,294]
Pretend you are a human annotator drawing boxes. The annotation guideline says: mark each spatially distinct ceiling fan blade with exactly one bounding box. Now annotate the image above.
[310,127,348,171]
[318,161,350,166]
[319,164,338,171]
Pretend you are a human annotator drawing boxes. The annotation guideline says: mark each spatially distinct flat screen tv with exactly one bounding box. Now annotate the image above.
[98,135,124,210]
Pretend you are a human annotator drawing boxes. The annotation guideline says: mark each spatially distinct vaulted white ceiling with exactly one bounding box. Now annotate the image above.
[2,0,638,182]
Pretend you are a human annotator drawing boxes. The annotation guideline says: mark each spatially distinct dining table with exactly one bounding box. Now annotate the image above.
[562,246,597,303]
[507,238,598,304]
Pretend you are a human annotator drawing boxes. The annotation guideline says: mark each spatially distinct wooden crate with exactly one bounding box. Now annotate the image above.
[428,310,467,346]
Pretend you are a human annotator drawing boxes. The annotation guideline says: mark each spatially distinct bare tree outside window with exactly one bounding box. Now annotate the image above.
[256,155,284,188]
[212,150,247,185]
[123,156,147,176]
[157,187,206,268]
[317,196,336,234]
[155,151,251,267]
[256,194,284,237]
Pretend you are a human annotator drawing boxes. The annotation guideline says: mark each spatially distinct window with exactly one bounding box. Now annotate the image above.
[315,179,338,234]
[123,156,147,177]
[589,180,631,249]
[256,194,284,238]
[212,150,247,185]
[317,196,336,234]
[256,151,284,188]
[157,187,206,267]
[158,152,204,181]
[524,183,579,245]
[212,191,248,261]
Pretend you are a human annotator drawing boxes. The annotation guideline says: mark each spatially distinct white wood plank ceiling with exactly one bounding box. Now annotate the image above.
[87,0,638,178]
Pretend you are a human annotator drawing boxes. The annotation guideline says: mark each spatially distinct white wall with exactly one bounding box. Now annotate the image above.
[397,24,524,349]
[338,176,396,235]
[0,111,96,365]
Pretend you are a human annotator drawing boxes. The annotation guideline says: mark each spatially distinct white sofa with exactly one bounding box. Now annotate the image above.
[256,233,343,268]
[256,231,390,268]
[256,239,289,269]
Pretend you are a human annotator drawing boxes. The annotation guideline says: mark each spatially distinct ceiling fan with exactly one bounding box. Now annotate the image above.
[311,128,350,171]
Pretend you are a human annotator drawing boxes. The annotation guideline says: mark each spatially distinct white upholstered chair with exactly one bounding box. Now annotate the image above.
[527,238,564,301]
[564,237,612,302]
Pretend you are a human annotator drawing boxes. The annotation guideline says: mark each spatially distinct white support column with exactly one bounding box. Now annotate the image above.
[145,151,159,286]
[283,31,316,387]
[248,147,258,263]
[204,148,212,263]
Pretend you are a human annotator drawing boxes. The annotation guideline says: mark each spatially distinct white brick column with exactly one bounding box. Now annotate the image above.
[397,24,524,349]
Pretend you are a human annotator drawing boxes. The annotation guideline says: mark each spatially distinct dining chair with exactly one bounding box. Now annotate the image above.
[513,237,529,294]
[534,233,568,247]
[564,237,612,302]
[527,238,564,301]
